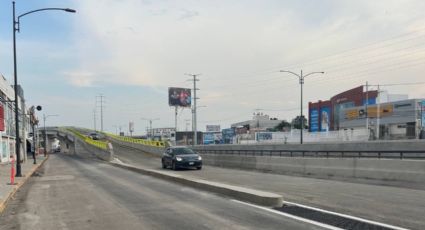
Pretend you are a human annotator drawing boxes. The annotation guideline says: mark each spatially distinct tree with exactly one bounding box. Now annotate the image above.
[273,120,292,131]
[291,116,308,129]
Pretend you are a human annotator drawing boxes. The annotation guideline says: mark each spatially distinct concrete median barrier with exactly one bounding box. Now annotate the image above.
[110,161,284,207]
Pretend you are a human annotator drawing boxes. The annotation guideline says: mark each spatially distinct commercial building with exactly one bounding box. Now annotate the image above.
[0,74,29,163]
[231,113,283,132]
[308,84,423,140]
[309,86,378,132]
[340,99,425,139]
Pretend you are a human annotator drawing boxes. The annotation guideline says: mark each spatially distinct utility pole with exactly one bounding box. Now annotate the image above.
[365,81,369,139]
[96,94,105,132]
[93,109,97,132]
[280,70,324,144]
[377,84,381,140]
[186,73,200,145]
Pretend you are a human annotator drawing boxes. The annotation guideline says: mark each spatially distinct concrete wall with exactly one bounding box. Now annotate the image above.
[191,140,425,152]
[55,129,113,161]
[201,154,425,184]
[107,137,164,157]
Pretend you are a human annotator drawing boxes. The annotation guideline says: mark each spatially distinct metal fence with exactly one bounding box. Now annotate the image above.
[196,149,425,159]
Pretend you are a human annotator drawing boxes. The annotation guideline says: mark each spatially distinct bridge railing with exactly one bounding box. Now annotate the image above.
[66,128,108,150]
[103,132,165,148]
[195,149,425,159]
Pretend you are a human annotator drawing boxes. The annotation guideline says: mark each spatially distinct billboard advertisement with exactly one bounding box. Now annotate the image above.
[206,125,220,132]
[256,132,273,141]
[203,132,215,145]
[310,109,319,132]
[422,101,425,128]
[320,107,330,132]
[203,132,222,144]
[168,87,191,107]
[222,128,235,144]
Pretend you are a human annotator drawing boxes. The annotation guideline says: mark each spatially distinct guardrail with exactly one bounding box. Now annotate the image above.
[104,132,165,148]
[66,128,108,150]
[195,149,425,159]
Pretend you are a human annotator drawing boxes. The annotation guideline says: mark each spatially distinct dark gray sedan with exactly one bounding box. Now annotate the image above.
[161,146,202,170]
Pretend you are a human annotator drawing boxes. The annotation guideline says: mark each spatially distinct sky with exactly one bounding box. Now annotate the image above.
[1,0,425,135]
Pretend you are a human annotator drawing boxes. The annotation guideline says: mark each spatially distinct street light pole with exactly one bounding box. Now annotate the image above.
[11,1,76,177]
[12,1,22,177]
[280,70,324,144]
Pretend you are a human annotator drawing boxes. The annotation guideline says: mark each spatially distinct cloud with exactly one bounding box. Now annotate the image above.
[53,0,425,130]
[63,71,96,87]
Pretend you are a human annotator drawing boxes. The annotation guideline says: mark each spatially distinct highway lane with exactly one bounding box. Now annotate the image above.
[0,153,326,230]
[111,142,425,230]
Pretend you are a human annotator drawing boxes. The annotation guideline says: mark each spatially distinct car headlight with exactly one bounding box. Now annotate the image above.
[198,156,202,161]
[176,157,182,161]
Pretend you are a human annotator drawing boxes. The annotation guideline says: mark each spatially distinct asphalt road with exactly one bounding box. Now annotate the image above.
[111,142,425,230]
[0,153,326,230]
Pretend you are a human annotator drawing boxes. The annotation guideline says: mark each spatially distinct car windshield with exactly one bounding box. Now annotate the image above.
[172,148,195,155]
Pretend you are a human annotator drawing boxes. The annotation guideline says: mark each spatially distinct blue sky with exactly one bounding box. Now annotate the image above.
[1,0,425,134]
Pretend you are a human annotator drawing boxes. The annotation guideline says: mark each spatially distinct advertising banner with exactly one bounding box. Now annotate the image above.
[256,132,273,141]
[320,107,330,132]
[206,125,220,132]
[422,101,425,128]
[310,109,319,132]
[0,105,4,131]
[222,128,235,144]
[203,132,215,145]
[168,87,191,107]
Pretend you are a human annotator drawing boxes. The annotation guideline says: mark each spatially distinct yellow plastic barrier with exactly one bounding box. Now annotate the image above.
[103,132,165,148]
[66,128,108,150]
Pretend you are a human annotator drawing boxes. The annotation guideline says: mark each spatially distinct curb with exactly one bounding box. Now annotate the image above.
[0,156,49,214]
[110,161,284,207]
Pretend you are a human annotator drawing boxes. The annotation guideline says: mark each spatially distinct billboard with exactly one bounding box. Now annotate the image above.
[222,128,235,144]
[206,125,220,132]
[344,104,394,120]
[422,101,425,128]
[256,132,273,141]
[310,109,319,132]
[168,87,191,107]
[0,105,4,131]
[320,107,330,132]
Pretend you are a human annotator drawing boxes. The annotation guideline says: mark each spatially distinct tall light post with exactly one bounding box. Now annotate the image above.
[12,1,76,176]
[43,114,58,156]
[280,70,324,144]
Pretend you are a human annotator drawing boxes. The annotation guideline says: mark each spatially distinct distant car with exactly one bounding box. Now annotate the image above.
[162,146,202,170]
[88,132,100,140]
[53,145,61,153]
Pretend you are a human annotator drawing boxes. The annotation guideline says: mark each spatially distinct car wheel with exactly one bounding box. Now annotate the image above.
[172,161,177,171]
[162,160,166,169]
[196,166,202,170]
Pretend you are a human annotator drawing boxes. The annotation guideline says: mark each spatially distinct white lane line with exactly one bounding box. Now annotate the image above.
[283,201,409,230]
[231,200,343,230]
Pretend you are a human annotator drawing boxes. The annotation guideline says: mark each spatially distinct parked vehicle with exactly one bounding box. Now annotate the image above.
[161,146,202,170]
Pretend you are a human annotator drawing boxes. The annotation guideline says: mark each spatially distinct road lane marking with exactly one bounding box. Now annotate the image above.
[283,201,409,230]
[231,199,343,230]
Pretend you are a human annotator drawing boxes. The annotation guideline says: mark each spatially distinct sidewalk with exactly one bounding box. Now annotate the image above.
[0,154,48,213]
